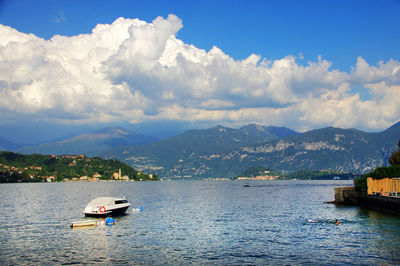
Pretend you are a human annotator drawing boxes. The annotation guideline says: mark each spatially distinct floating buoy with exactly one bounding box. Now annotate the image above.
[99,206,106,213]
[105,217,115,225]
[132,206,143,212]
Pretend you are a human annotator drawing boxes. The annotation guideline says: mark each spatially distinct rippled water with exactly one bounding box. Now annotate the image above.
[1,180,400,265]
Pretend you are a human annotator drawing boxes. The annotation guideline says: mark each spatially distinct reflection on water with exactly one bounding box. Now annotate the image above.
[0,180,400,265]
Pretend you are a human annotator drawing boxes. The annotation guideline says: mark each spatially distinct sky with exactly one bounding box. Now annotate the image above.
[0,0,399,143]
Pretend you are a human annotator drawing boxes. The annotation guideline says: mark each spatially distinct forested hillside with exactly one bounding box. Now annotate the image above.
[0,151,157,183]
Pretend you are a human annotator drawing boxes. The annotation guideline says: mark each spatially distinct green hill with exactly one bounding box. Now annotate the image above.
[0,151,157,183]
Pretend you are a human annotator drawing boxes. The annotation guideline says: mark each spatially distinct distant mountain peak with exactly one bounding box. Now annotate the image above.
[214,124,227,130]
[94,127,128,134]
[16,127,158,156]
[381,121,400,139]
[264,126,299,138]
[384,121,400,131]
[241,123,267,132]
[0,136,25,151]
[239,124,298,139]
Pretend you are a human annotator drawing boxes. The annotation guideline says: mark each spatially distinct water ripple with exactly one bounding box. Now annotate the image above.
[1,180,400,265]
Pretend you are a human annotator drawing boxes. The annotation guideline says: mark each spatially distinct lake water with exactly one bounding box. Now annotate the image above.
[1,180,400,265]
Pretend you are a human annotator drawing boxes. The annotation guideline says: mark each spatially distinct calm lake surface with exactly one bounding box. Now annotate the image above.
[1,180,400,265]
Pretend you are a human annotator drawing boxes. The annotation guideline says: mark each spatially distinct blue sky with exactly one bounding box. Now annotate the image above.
[0,0,399,142]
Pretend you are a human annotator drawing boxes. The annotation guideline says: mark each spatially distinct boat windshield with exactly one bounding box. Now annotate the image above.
[115,200,128,204]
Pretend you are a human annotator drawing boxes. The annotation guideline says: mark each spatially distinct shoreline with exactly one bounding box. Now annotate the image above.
[331,186,400,214]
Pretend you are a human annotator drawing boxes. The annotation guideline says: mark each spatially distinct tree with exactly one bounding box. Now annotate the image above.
[389,140,400,166]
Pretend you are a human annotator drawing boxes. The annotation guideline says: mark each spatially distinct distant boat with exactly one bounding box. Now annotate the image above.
[83,197,130,217]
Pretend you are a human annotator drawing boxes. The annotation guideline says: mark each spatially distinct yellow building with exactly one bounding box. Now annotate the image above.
[112,169,122,180]
[367,177,400,196]
[112,172,119,179]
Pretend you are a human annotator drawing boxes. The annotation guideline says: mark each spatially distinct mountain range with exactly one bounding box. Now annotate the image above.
[15,128,158,157]
[2,122,399,179]
[100,122,400,178]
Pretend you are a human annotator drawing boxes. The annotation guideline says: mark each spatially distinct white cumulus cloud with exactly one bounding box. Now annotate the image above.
[0,15,399,132]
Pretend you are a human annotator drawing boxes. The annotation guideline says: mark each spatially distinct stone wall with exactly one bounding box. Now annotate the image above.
[333,186,400,214]
[364,195,400,212]
[334,187,362,204]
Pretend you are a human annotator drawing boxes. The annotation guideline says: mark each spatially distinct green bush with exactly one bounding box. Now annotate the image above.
[389,140,400,166]
[354,175,368,194]
[354,165,400,193]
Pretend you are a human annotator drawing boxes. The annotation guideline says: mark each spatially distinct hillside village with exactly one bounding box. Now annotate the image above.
[237,169,280,180]
[0,152,157,183]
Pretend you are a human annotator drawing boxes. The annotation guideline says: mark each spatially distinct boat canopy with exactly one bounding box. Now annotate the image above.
[86,197,125,206]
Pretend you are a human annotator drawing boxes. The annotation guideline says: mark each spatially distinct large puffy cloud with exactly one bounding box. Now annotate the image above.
[0,17,148,124]
[0,15,399,132]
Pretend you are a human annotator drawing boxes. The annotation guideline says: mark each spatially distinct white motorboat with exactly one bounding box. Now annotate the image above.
[83,197,130,217]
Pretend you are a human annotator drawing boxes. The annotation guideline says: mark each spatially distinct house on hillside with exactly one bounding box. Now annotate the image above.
[120,175,129,181]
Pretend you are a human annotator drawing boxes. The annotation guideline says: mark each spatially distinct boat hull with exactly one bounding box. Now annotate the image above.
[84,206,129,217]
